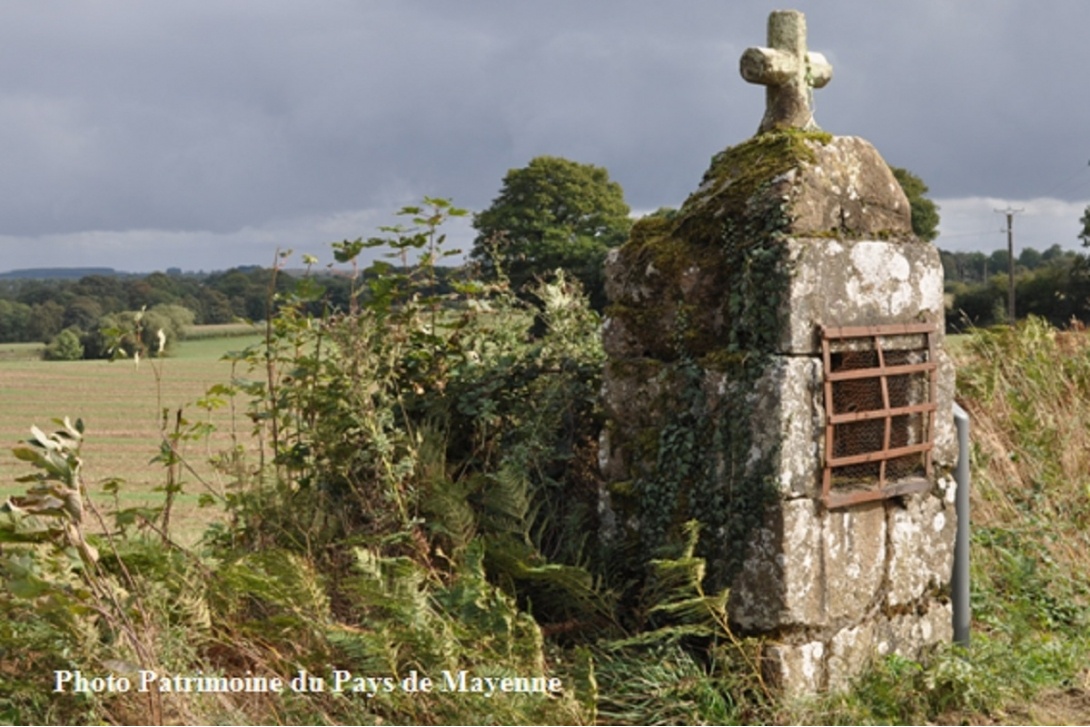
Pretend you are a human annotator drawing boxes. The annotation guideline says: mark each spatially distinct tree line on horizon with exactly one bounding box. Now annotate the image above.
[2,155,1089,356]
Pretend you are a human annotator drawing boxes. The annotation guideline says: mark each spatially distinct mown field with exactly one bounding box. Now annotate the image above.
[0,326,264,542]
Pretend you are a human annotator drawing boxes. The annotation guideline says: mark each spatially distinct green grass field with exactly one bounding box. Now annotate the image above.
[0,341,44,362]
[0,328,267,542]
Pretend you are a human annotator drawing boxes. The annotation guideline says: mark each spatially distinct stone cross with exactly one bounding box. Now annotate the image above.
[740,10,832,134]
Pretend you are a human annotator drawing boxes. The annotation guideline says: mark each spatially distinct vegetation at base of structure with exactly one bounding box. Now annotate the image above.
[955,318,1090,660]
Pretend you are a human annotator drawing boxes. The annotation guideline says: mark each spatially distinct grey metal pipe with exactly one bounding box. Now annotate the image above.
[952,402,971,648]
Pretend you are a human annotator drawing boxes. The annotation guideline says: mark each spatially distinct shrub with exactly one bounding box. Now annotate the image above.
[42,327,84,361]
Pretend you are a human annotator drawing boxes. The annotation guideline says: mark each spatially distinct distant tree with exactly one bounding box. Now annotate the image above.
[139,272,185,307]
[0,299,31,342]
[939,251,960,282]
[951,279,1006,329]
[125,279,157,309]
[891,167,940,242]
[1080,206,1090,247]
[17,280,70,307]
[1017,264,1079,325]
[198,288,236,324]
[965,251,988,282]
[79,304,192,360]
[72,275,125,305]
[26,300,65,343]
[988,249,1011,275]
[80,313,121,359]
[204,267,292,321]
[1042,243,1067,263]
[471,156,632,309]
[1017,246,1043,271]
[144,304,195,352]
[63,296,104,332]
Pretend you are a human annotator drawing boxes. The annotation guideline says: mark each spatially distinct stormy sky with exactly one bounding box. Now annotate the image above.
[1,1,1088,273]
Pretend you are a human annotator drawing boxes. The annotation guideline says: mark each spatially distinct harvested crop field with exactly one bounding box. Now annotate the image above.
[0,333,264,541]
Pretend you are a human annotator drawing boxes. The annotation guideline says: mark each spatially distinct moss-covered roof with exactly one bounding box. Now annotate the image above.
[674,130,831,244]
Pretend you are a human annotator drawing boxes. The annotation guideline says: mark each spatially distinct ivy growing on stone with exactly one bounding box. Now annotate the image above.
[606,131,826,591]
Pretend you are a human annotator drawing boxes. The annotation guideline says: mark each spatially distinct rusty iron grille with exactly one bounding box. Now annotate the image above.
[821,323,937,508]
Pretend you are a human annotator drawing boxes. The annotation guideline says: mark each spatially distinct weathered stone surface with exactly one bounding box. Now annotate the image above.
[823,502,885,622]
[603,217,729,310]
[706,355,824,498]
[605,139,939,361]
[935,472,958,506]
[600,358,678,433]
[597,426,625,483]
[598,356,711,487]
[740,10,832,134]
[599,46,957,695]
[731,498,823,630]
[927,601,955,645]
[779,237,945,354]
[601,219,730,361]
[784,136,912,237]
[887,488,957,608]
[876,601,954,658]
[932,350,958,467]
[764,640,826,696]
[600,306,679,360]
[827,621,877,692]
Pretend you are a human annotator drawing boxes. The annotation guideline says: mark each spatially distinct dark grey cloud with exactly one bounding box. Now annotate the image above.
[1,1,1088,270]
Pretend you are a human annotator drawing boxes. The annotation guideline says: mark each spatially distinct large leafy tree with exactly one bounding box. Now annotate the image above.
[1079,205,1090,247]
[891,167,941,242]
[471,156,632,309]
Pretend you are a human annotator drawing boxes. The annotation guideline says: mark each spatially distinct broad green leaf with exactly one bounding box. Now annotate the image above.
[8,576,49,599]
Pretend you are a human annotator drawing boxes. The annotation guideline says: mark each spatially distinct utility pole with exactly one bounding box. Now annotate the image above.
[998,209,1020,324]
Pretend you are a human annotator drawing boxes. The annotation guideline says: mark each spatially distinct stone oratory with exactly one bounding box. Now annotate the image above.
[599,10,956,693]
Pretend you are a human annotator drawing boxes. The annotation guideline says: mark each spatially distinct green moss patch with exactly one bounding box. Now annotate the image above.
[676,129,831,244]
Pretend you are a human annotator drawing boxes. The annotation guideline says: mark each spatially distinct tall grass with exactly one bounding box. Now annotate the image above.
[955,319,1090,703]
[957,318,1090,536]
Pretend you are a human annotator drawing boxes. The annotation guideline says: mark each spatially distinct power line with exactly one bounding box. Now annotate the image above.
[938,230,1005,240]
[1037,159,1090,200]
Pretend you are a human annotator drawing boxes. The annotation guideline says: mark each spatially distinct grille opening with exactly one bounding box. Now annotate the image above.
[821,324,937,508]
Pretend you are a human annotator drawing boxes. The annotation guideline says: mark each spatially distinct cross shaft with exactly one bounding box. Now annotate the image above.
[740,10,832,134]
